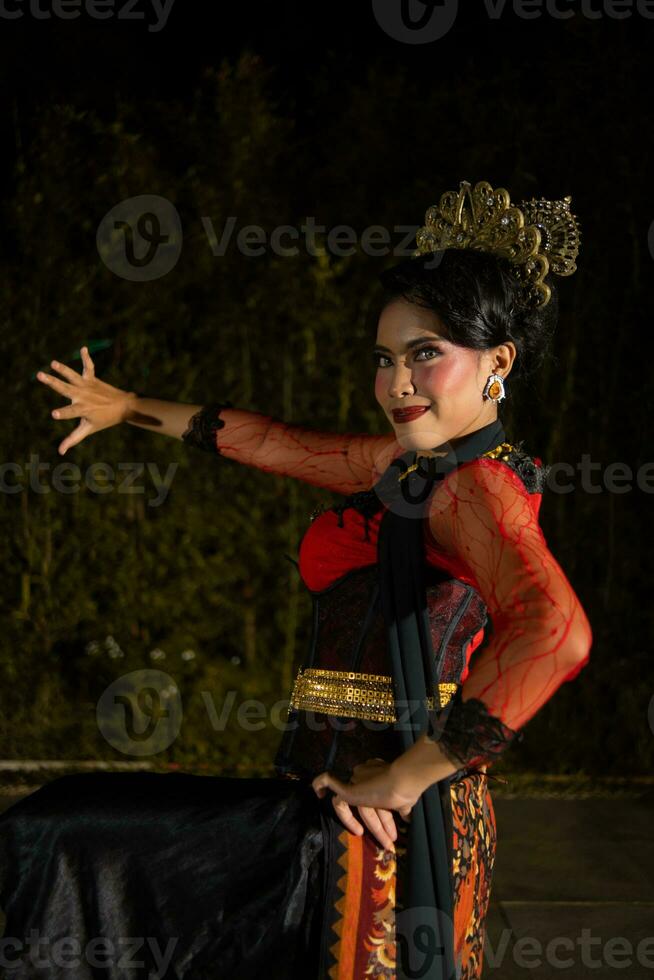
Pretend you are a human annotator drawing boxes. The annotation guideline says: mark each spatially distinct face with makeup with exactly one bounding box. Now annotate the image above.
[374,297,517,456]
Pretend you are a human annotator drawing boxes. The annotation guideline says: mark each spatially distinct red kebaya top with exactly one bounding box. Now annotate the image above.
[182,405,592,741]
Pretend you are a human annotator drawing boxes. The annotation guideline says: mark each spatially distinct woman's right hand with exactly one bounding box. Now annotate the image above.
[36,346,138,455]
[313,758,414,851]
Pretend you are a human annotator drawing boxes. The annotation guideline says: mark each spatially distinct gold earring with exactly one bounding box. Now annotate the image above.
[483,373,506,402]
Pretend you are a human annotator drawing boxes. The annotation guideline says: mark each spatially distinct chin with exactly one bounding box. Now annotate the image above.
[392,427,447,452]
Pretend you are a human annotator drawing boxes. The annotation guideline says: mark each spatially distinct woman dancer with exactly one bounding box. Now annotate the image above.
[0,180,592,980]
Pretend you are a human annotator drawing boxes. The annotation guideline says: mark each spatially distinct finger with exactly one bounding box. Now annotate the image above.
[375,807,398,843]
[312,775,366,837]
[36,372,75,398]
[51,404,81,421]
[311,772,332,798]
[57,420,91,456]
[80,346,95,377]
[312,772,349,800]
[356,806,395,851]
[331,796,364,837]
[48,359,82,382]
[312,772,386,813]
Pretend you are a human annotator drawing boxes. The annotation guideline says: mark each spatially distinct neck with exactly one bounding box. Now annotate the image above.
[415,417,505,462]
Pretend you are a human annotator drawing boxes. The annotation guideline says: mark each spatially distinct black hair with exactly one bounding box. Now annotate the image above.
[373,248,559,386]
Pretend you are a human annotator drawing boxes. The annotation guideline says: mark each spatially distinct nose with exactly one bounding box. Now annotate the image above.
[388,363,417,399]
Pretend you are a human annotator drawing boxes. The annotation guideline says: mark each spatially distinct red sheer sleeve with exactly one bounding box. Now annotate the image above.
[425,455,593,770]
[181,402,401,495]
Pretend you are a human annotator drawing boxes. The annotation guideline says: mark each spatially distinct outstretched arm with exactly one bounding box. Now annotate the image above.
[424,456,592,771]
[177,401,402,495]
[35,349,400,491]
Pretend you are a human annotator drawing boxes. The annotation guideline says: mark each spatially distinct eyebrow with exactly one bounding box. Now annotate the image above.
[373,336,445,353]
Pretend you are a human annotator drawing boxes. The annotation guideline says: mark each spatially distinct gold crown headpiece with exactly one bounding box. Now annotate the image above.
[412,179,581,309]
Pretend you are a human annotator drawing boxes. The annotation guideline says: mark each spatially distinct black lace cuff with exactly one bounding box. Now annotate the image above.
[181,402,233,453]
[426,687,523,768]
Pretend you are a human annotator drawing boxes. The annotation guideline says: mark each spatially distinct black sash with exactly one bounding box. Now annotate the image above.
[376,417,505,980]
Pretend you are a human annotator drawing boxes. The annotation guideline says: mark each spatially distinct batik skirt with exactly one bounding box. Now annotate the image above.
[0,769,496,979]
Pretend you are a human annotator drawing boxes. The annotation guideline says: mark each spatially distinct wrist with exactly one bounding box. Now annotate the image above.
[391,732,460,799]
[120,391,140,423]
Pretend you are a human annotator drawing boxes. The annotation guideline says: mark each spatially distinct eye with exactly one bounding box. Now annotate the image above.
[372,346,443,368]
[413,346,442,361]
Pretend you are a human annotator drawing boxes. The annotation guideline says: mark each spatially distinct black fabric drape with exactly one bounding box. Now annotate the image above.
[376,417,505,980]
[0,772,327,979]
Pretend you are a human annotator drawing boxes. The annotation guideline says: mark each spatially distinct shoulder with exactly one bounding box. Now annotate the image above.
[438,441,549,501]
[426,440,547,556]
[480,441,550,495]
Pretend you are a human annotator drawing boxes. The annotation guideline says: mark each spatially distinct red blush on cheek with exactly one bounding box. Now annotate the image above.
[420,357,469,396]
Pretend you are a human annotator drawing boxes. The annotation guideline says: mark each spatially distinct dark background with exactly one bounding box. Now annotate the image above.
[0,1,652,778]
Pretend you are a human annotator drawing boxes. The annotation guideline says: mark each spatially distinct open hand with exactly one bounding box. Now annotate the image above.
[36,346,137,456]
[312,757,417,851]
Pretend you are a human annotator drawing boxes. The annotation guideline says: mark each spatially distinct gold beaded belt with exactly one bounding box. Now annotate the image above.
[288,666,458,723]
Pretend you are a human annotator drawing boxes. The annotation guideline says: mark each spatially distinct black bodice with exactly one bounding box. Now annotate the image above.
[273,562,488,782]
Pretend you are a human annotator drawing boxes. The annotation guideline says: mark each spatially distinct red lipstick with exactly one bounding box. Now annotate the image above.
[392,406,430,422]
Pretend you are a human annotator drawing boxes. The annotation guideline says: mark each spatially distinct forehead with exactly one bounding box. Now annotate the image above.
[376,298,446,343]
